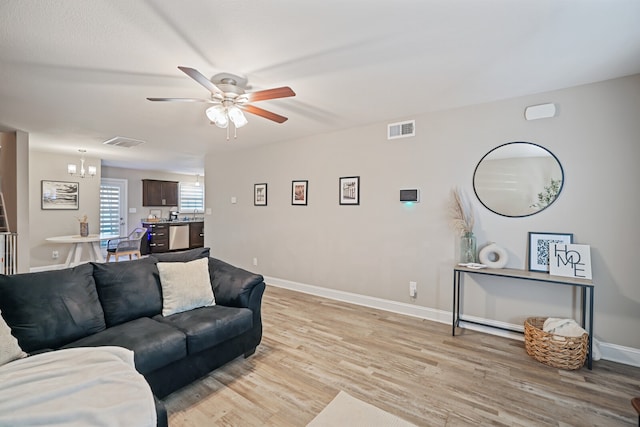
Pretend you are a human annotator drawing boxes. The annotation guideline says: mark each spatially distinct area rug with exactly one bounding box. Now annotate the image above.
[307,391,417,427]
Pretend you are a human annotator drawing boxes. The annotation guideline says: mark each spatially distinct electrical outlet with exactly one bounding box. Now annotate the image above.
[409,281,417,297]
[253,257,258,266]
[52,250,59,259]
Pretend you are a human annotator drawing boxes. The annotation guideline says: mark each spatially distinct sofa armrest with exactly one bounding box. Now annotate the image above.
[208,258,264,310]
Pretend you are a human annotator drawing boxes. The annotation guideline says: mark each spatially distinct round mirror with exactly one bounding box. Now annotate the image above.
[473,142,564,217]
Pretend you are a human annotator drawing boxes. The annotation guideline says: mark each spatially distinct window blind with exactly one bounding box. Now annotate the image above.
[100,184,121,237]
[179,182,204,213]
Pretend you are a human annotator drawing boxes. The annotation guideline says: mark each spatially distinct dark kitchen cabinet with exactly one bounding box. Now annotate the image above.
[142,179,178,206]
[189,222,204,248]
[141,222,169,254]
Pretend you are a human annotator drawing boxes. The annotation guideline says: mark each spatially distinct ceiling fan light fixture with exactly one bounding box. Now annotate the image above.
[228,106,248,128]
[206,105,228,128]
[149,66,295,136]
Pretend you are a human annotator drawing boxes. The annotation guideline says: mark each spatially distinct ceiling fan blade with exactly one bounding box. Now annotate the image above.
[177,66,222,96]
[147,97,215,103]
[240,105,288,123]
[247,86,296,102]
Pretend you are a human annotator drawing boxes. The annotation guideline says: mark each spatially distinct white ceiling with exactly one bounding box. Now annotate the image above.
[1,0,639,174]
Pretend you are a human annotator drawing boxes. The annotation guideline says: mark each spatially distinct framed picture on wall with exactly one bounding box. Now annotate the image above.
[339,176,360,205]
[41,180,79,210]
[254,183,267,206]
[291,180,308,205]
[528,231,573,272]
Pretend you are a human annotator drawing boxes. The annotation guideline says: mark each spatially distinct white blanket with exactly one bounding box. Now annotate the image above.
[543,317,587,337]
[0,346,156,427]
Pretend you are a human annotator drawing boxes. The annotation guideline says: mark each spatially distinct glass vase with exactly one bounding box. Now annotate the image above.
[80,222,89,237]
[460,231,477,263]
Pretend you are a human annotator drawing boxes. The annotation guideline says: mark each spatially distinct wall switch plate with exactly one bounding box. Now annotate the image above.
[52,250,59,259]
[231,197,237,204]
[409,281,417,297]
[128,207,137,213]
[205,208,212,215]
[253,257,258,266]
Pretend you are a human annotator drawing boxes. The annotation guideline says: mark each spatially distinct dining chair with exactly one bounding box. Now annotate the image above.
[106,227,148,262]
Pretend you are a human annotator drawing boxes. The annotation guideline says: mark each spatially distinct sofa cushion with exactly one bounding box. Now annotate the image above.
[0,309,27,365]
[0,264,106,352]
[91,257,163,326]
[153,306,252,354]
[157,258,215,316]
[151,247,210,263]
[61,317,186,375]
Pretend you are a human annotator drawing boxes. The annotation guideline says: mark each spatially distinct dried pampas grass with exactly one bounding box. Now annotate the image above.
[449,187,474,236]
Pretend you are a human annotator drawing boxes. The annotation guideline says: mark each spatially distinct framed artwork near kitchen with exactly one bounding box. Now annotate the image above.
[41,180,79,210]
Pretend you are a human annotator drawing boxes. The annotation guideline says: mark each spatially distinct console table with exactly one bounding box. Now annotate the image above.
[452,265,595,369]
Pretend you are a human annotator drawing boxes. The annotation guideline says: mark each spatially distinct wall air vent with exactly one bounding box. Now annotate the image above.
[387,120,415,140]
[102,136,145,148]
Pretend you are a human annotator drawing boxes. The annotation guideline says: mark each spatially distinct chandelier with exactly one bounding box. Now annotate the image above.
[68,149,97,178]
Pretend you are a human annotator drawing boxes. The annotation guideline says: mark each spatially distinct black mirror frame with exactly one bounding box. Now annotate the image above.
[472,141,565,218]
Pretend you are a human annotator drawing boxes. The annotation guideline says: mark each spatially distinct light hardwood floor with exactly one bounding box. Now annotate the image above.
[164,285,640,426]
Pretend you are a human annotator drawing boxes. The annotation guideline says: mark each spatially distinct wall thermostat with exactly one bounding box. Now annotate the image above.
[400,189,420,202]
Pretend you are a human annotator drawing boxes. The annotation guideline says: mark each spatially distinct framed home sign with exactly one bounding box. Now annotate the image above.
[339,176,359,205]
[527,231,573,272]
[254,183,268,206]
[292,180,308,205]
[41,180,79,210]
[550,243,592,280]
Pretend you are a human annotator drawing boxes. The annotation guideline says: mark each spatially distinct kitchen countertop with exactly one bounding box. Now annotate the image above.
[142,219,204,224]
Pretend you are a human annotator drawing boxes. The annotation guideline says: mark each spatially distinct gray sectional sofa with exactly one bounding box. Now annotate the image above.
[0,248,266,426]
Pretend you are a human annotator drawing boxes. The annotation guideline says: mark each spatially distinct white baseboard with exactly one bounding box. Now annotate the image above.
[599,342,640,367]
[29,264,68,272]
[265,276,640,368]
[265,276,452,324]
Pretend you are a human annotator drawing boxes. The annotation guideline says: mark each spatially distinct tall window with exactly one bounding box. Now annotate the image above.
[179,182,204,213]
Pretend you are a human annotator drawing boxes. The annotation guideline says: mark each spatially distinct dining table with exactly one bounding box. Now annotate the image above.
[45,234,111,267]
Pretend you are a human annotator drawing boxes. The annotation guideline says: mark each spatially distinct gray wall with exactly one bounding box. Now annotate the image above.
[205,74,640,349]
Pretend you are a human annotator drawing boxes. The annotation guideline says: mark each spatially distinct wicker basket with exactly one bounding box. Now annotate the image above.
[524,317,588,370]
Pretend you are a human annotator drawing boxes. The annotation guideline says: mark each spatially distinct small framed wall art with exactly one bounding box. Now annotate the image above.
[528,231,573,272]
[339,176,360,205]
[291,180,308,205]
[254,183,267,206]
[41,180,79,210]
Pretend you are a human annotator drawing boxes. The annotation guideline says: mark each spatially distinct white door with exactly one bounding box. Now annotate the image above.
[100,178,128,238]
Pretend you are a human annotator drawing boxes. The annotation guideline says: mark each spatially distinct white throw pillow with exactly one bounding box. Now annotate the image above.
[157,257,215,316]
[0,309,27,366]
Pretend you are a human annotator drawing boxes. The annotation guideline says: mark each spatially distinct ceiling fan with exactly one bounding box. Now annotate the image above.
[147,66,295,137]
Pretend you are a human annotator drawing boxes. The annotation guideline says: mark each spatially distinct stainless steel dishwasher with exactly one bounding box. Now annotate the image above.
[169,224,190,250]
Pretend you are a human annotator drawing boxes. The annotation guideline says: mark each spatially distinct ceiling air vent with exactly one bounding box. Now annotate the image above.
[387,120,415,140]
[103,136,145,148]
